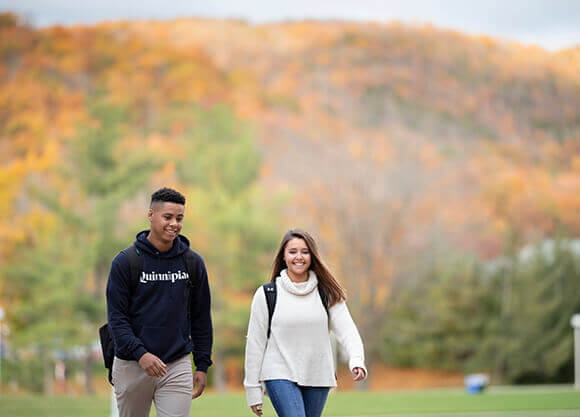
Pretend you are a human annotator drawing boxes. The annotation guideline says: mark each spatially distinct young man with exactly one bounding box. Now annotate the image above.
[106,187,213,417]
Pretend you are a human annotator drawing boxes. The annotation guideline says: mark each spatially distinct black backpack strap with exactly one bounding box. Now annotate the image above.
[183,249,197,289]
[121,244,143,292]
[317,285,329,316]
[263,282,277,338]
[182,249,198,325]
[318,285,331,336]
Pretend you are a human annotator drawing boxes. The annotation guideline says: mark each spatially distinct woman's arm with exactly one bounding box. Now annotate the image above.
[329,301,368,379]
[244,286,269,407]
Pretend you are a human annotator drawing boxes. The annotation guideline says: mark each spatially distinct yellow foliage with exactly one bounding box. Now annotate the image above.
[0,14,578,270]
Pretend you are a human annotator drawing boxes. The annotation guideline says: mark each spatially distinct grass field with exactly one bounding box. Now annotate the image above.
[0,386,579,417]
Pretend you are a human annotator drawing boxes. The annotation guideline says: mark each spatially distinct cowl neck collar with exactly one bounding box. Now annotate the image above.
[278,269,318,296]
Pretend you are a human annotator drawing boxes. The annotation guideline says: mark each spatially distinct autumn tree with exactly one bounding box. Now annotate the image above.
[472,239,580,383]
[169,104,281,390]
[379,239,580,384]
[2,97,160,394]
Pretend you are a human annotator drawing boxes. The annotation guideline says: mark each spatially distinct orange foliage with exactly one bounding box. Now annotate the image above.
[1,12,578,277]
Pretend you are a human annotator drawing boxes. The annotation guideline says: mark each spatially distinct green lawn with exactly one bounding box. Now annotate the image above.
[0,387,579,417]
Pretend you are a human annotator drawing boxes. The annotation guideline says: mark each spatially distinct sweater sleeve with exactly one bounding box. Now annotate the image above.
[243,286,269,407]
[190,256,213,372]
[106,253,147,361]
[328,301,368,379]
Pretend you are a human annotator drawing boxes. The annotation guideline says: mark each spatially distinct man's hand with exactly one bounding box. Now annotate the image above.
[250,404,263,416]
[192,370,207,399]
[138,352,167,377]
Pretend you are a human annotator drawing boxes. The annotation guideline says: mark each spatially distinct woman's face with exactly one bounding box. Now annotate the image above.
[284,238,311,278]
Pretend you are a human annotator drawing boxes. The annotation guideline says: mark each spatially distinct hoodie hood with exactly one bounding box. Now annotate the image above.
[134,230,190,258]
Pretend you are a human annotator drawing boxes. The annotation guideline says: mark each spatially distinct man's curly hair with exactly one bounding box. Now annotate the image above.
[150,187,186,206]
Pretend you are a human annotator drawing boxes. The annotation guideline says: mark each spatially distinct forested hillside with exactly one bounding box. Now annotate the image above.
[1,13,578,391]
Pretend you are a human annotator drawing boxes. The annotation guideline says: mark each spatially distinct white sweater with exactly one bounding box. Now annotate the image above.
[243,269,367,406]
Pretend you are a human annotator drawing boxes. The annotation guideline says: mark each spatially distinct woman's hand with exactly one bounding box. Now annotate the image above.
[352,366,366,381]
[250,404,263,416]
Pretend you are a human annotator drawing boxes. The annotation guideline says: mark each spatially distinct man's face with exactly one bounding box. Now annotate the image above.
[148,202,185,244]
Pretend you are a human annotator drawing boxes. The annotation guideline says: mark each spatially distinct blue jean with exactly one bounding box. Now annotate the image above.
[265,379,330,417]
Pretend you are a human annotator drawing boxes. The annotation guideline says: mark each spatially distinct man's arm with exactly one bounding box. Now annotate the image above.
[106,253,147,361]
[189,256,213,373]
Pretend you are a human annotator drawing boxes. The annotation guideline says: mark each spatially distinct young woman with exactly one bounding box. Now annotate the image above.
[244,229,367,417]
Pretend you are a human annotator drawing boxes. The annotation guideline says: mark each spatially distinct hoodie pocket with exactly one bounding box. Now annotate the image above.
[138,326,186,358]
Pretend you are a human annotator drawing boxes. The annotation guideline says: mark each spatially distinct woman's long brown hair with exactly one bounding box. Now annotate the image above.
[270,228,346,307]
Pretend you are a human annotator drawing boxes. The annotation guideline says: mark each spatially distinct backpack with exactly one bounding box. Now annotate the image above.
[263,282,329,338]
[98,244,198,385]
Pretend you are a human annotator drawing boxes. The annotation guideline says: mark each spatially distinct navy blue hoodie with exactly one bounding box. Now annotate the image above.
[106,231,213,372]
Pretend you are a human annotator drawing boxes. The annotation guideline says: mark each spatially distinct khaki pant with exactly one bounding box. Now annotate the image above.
[113,354,193,417]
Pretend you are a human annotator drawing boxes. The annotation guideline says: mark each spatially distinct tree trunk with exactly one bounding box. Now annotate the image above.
[212,350,226,392]
[43,357,53,396]
[84,346,94,395]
